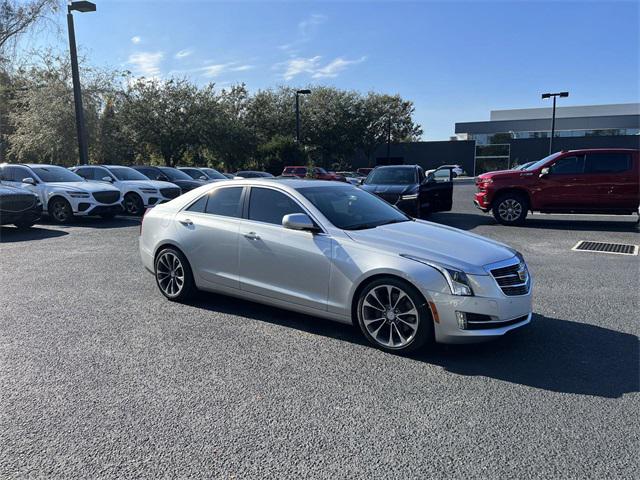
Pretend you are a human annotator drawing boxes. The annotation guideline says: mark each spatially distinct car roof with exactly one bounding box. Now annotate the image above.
[233,178,351,190]
[374,164,418,169]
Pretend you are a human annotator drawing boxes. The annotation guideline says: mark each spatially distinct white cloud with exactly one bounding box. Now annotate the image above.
[175,49,193,59]
[298,14,327,37]
[281,55,365,80]
[128,51,164,77]
[311,56,366,78]
[200,62,254,78]
[131,36,141,44]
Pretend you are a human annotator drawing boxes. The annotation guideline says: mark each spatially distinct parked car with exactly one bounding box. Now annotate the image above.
[426,164,465,178]
[70,165,181,216]
[139,179,532,354]
[475,149,640,225]
[512,161,536,171]
[0,163,123,223]
[360,164,453,218]
[336,171,365,185]
[130,166,205,193]
[0,184,42,229]
[356,167,373,176]
[281,166,347,182]
[234,171,275,179]
[178,166,228,182]
[221,173,237,180]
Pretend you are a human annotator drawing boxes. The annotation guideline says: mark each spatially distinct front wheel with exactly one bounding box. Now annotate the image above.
[48,198,73,224]
[356,277,433,354]
[492,193,528,225]
[124,193,144,216]
[154,247,195,302]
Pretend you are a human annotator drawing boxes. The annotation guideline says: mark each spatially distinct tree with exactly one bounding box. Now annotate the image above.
[0,0,58,62]
[256,134,306,174]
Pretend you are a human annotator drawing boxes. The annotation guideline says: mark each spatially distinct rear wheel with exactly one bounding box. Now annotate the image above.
[492,193,528,225]
[48,197,73,224]
[154,247,195,302]
[124,193,144,216]
[356,277,433,354]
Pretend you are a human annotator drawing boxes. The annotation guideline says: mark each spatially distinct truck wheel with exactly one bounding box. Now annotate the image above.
[492,193,528,225]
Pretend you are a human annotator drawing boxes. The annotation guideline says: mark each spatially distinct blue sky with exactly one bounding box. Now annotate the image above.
[33,0,640,140]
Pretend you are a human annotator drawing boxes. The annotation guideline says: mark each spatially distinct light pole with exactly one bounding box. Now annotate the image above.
[67,0,96,165]
[386,114,392,163]
[295,89,311,143]
[541,91,569,155]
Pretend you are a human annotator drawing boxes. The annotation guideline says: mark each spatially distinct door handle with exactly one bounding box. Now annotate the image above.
[179,218,193,226]
[243,231,260,240]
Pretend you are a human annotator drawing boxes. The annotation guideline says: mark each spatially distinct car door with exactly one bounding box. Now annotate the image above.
[419,167,453,212]
[537,154,590,210]
[238,186,332,311]
[583,152,636,210]
[173,186,244,290]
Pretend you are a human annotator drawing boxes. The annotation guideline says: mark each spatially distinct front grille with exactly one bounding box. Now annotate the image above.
[490,261,530,296]
[92,191,120,204]
[0,194,36,212]
[376,193,400,204]
[572,240,638,256]
[160,187,180,199]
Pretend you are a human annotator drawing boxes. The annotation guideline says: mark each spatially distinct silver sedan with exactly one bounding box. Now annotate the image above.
[139,179,532,353]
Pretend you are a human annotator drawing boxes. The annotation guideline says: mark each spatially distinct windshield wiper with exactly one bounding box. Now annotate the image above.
[344,218,409,230]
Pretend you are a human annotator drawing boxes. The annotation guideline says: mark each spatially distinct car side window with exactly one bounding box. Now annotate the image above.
[433,169,452,182]
[94,167,112,180]
[4,166,31,182]
[585,153,631,174]
[204,187,243,218]
[138,168,159,180]
[550,155,585,175]
[186,195,208,213]
[248,187,305,225]
[74,167,91,179]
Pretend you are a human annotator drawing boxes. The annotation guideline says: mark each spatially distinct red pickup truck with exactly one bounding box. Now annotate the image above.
[281,166,347,182]
[474,148,639,225]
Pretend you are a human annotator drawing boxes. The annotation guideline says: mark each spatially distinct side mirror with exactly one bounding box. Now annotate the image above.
[102,176,113,182]
[199,175,207,180]
[22,177,36,185]
[539,167,550,178]
[159,175,170,182]
[282,213,319,232]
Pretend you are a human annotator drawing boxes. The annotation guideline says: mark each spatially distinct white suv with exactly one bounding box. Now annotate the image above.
[0,163,123,223]
[70,165,181,216]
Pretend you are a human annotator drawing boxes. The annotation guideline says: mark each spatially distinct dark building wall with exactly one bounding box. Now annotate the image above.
[351,140,476,175]
[507,135,640,166]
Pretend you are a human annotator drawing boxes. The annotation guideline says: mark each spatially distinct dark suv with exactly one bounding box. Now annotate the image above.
[475,149,640,225]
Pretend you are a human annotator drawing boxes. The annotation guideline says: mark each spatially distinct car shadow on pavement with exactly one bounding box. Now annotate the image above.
[430,212,638,233]
[188,293,638,399]
[0,226,69,242]
[37,216,141,230]
[417,314,639,399]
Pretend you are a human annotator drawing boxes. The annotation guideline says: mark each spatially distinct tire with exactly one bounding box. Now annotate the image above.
[492,192,528,225]
[48,197,73,224]
[154,247,195,302]
[14,221,35,229]
[124,192,144,216]
[356,277,433,354]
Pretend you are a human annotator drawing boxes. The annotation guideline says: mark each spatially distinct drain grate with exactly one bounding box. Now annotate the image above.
[572,241,638,256]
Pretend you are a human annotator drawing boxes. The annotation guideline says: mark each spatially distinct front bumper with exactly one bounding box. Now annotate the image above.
[474,191,491,211]
[0,204,43,225]
[75,202,124,216]
[421,274,533,344]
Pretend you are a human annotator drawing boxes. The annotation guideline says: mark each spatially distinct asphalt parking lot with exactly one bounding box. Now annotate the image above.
[1,183,638,479]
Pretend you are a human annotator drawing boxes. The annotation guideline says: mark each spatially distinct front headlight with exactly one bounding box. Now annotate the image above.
[140,188,158,194]
[401,254,474,296]
[65,191,90,198]
[401,193,418,200]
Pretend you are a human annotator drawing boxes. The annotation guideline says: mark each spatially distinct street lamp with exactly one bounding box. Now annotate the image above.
[541,91,569,155]
[67,0,96,165]
[295,89,311,143]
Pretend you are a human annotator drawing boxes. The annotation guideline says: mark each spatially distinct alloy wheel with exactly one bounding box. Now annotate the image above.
[498,199,522,222]
[51,200,71,223]
[124,194,142,215]
[360,284,419,349]
[156,251,185,297]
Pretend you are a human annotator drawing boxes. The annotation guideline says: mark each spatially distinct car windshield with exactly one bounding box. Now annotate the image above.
[298,185,410,230]
[31,166,84,183]
[180,168,208,180]
[365,168,416,185]
[159,167,193,181]
[201,168,228,180]
[109,166,149,181]
[523,153,563,171]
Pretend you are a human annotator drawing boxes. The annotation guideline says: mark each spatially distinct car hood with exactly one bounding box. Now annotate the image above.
[477,170,524,181]
[45,182,120,193]
[360,184,417,195]
[345,220,516,275]
[120,180,178,190]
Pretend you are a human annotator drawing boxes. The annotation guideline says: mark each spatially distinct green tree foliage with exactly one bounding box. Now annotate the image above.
[2,52,423,170]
